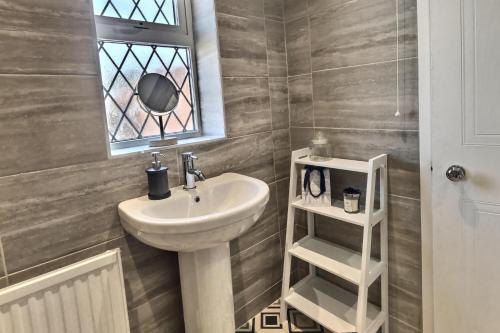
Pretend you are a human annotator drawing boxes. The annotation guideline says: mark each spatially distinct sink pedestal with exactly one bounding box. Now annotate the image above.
[178,242,235,333]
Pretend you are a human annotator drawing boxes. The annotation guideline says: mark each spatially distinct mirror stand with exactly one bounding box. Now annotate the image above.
[149,115,178,147]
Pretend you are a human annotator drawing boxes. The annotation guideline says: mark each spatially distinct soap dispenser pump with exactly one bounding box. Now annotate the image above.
[146,152,171,200]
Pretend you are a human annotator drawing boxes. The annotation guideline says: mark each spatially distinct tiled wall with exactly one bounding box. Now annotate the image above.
[0,0,289,331]
[283,0,421,332]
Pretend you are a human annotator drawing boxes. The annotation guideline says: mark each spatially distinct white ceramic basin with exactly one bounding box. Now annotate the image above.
[119,172,269,252]
[119,172,270,333]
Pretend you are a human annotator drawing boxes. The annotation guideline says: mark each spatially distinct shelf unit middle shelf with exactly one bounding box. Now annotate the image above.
[289,236,384,286]
[291,197,384,227]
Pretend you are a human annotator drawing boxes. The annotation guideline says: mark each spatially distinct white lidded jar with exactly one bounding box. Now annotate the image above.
[310,132,332,161]
[343,187,361,214]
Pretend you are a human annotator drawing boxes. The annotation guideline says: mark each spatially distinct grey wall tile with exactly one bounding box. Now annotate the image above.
[223,77,272,137]
[390,315,422,333]
[285,17,311,76]
[0,75,108,177]
[266,19,287,77]
[269,77,290,130]
[290,126,314,150]
[0,8,93,36]
[128,286,185,333]
[317,128,420,199]
[0,27,97,75]
[232,233,282,311]
[0,151,179,273]
[0,0,291,330]
[306,0,338,16]
[0,277,7,288]
[273,129,291,180]
[235,282,281,327]
[177,133,275,184]
[289,74,314,127]
[388,195,422,295]
[0,0,91,18]
[285,0,421,328]
[284,0,308,22]
[230,183,279,255]
[389,284,422,330]
[217,14,267,77]
[315,216,370,255]
[399,0,418,59]
[0,239,5,278]
[313,61,402,129]
[310,0,397,70]
[277,178,290,229]
[8,236,181,311]
[400,58,419,131]
[264,0,284,21]
[216,0,264,18]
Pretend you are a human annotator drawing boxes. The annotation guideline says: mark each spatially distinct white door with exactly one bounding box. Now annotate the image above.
[429,0,500,332]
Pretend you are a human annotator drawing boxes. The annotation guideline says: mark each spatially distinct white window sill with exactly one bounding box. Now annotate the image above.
[110,135,226,158]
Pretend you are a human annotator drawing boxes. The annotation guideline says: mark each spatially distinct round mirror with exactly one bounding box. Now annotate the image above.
[136,73,179,115]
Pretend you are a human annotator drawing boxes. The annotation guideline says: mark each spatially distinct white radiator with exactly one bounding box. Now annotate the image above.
[0,249,130,333]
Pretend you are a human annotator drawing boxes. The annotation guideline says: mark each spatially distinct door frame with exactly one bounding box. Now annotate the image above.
[417,0,434,332]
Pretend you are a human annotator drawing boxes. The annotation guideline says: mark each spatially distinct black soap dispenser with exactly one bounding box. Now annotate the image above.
[146,152,171,200]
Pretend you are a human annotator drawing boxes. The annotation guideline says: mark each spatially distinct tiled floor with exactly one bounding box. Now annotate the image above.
[236,300,331,333]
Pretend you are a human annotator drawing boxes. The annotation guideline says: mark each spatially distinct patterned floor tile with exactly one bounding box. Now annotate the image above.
[236,299,330,333]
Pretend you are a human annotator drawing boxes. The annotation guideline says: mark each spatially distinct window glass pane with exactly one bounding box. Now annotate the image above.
[93,0,178,26]
[97,41,196,143]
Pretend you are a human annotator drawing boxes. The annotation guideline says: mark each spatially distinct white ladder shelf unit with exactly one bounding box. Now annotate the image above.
[280,148,388,333]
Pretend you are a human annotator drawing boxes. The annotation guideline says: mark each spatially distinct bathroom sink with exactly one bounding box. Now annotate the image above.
[119,172,269,333]
[118,172,269,252]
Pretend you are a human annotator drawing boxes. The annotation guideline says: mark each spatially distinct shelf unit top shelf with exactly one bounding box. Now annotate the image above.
[285,276,384,333]
[289,236,384,286]
[295,155,370,173]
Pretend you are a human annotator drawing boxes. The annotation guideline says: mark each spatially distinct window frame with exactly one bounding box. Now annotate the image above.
[93,0,202,151]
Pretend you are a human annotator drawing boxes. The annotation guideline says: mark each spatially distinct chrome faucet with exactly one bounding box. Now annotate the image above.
[181,152,206,190]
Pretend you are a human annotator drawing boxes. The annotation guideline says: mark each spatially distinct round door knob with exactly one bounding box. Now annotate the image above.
[446,165,466,182]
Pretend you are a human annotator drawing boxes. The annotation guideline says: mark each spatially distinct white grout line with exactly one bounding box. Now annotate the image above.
[222,76,280,79]
[0,73,99,77]
[235,279,282,314]
[389,193,421,202]
[395,0,401,117]
[389,314,422,332]
[215,10,284,24]
[311,56,418,74]
[306,1,316,132]
[263,11,279,182]
[290,125,419,133]
[230,231,280,259]
[282,0,293,153]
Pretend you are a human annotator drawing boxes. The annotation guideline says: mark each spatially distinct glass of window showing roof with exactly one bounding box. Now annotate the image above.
[93,0,178,25]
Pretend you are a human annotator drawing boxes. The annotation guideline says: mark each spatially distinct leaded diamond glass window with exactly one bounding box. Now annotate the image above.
[92,0,200,148]
[98,41,196,143]
[93,0,178,25]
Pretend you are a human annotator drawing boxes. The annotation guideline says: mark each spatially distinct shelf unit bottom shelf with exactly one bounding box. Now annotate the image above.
[285,276,384,333]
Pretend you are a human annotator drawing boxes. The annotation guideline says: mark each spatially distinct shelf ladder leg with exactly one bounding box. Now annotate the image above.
[280,205,295,322]
[380,164,389,333]
[356,165,377,333]
[356,223,373,333]
[281,150,302,323]
[306,212,316,277]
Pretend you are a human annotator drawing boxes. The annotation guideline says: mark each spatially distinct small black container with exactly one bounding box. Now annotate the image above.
[146,152,171,200]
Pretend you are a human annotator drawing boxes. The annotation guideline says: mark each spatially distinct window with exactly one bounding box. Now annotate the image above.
[92,0,200,149]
